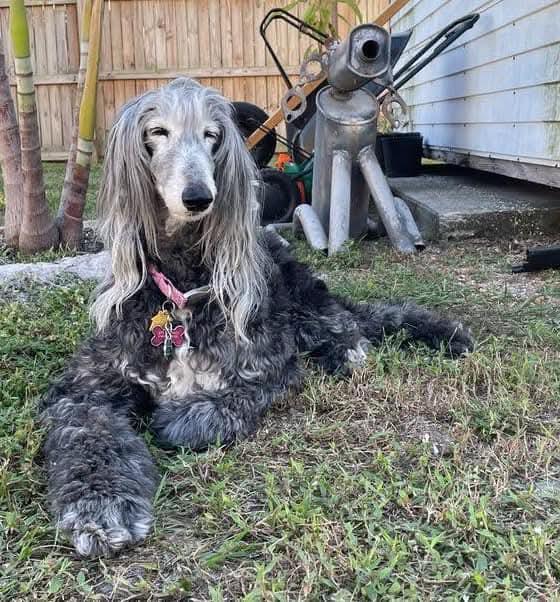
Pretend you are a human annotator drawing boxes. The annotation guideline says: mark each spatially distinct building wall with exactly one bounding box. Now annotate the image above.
[390,0,560,186]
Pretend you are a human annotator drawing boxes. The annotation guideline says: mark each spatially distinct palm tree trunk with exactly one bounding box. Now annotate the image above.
[0,37,23,248]
[60,0,103,248]
[10,0,58,253]
[56,0,92,225]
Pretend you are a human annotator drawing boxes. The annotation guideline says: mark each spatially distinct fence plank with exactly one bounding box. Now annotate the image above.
[186,0,199,68]
[121,0,135,69]
[174,0,188,67]
[143,1,156,70]
[133,0,145,71]
[164,0,177,69]
[110,1,123,72]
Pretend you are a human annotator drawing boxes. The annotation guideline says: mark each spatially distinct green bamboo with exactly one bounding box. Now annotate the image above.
[10,0,58,253]
[57,0,93,225]
[60,0,103,248]
[0,37,23,248]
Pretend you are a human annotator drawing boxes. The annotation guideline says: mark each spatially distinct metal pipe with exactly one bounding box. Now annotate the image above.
[327,24,391,92]
[292,204,328,252]
[358,145,416,254]
[265,222,292,231]
[328,150,352,255]
[393,197,425,250]
[312,86,377,239]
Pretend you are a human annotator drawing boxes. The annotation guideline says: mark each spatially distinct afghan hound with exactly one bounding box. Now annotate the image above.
[40,77,473,557]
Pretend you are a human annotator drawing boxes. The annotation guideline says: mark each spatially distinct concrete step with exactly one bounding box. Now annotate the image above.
[389,165,560,241]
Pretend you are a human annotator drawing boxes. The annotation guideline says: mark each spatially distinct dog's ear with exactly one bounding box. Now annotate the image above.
[213,104,258,215]
[200,94,269,342]
[92,93,159,331]
[97,94,159,260]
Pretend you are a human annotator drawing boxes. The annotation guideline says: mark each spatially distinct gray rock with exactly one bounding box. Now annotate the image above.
[0,251,110,284]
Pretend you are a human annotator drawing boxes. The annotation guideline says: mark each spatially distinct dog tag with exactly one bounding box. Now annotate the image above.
[149,302,187,359]
[163,333,173,359]
[149,308,172,332]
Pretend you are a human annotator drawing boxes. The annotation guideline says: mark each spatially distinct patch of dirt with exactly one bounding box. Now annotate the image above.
[426,236,560,304]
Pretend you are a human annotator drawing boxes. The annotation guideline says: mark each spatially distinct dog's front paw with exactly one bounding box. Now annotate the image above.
[57,496,153,558]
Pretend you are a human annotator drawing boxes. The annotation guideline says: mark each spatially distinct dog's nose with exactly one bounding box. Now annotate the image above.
[182,183,214,210]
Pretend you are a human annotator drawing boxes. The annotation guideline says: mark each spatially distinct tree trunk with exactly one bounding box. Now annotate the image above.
[0,38,23,248]
[56,0,92,226]
[60,0,103,249]
[10,0,58,253]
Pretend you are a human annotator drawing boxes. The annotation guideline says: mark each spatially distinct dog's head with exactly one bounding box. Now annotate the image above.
[98,77,258,237]
[143,94,220,225]
[93,78,268,341]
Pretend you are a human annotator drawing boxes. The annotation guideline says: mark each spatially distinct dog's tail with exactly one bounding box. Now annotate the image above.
[340,298,474,357]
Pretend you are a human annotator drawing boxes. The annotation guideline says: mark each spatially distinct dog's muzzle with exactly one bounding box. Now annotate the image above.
[182,183,214,212]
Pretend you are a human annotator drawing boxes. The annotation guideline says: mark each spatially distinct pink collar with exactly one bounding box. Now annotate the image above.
[148,264,188,308]
[148,264,211,309]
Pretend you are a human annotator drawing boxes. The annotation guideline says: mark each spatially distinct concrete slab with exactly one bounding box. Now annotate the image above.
[389,166,560,241]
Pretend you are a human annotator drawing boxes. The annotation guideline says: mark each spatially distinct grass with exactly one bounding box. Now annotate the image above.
[1,236,560,600]
[0,161,101,221]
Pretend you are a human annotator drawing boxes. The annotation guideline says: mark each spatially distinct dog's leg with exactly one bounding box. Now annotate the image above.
[41,392,158,557]
[293,297,472,375]
[342,299,474,357]
[295,308,370,376]
[150,383,287,451]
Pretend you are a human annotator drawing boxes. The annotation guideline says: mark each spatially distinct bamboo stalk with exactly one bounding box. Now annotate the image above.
[57,0,92,225]
[10,0,58,253]
[60,0,103,248]
[0,37,23,248]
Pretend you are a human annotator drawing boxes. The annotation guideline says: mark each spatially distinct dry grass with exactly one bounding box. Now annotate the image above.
[1,236,559,600]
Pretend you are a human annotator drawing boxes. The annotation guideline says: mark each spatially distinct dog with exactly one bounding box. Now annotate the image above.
[40,77,473,557]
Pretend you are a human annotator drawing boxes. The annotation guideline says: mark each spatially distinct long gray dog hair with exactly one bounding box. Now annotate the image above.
[91,78,270,341]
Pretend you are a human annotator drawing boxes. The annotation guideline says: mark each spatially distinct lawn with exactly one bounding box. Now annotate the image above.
[1,232,560,599]
[0,161,101,222]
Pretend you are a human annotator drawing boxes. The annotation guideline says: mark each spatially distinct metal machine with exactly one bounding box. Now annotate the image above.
[293,23,424,255]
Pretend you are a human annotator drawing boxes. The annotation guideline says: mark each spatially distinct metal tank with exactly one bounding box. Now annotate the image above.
[294,22,424,255]
[312,87,378,241]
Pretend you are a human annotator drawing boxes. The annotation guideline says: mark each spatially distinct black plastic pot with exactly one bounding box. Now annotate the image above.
[375,132,423,177]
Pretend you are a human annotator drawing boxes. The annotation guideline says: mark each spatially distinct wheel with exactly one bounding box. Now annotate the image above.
[259,167,301,225]
[232,101,277,168]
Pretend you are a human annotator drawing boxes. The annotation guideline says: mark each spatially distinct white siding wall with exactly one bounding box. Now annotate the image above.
[390,0,560,182]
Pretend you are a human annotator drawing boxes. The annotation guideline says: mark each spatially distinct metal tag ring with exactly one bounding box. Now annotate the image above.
[281,86,307,123]
[381,90,408,130]
[299,52,326,84]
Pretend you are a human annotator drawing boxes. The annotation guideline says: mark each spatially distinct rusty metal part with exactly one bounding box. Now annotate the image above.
[299,52,326,84]
[381,89,408,129]
[281,86,308,124]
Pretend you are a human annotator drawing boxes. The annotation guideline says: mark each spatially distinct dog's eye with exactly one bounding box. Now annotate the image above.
[150,127,169,137]
[204,129,219,142]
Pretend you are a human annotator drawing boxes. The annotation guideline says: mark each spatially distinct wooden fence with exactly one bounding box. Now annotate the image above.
[0,0,390,159]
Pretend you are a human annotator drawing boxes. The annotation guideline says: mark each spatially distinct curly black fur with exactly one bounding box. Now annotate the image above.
[40,230,473,557]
